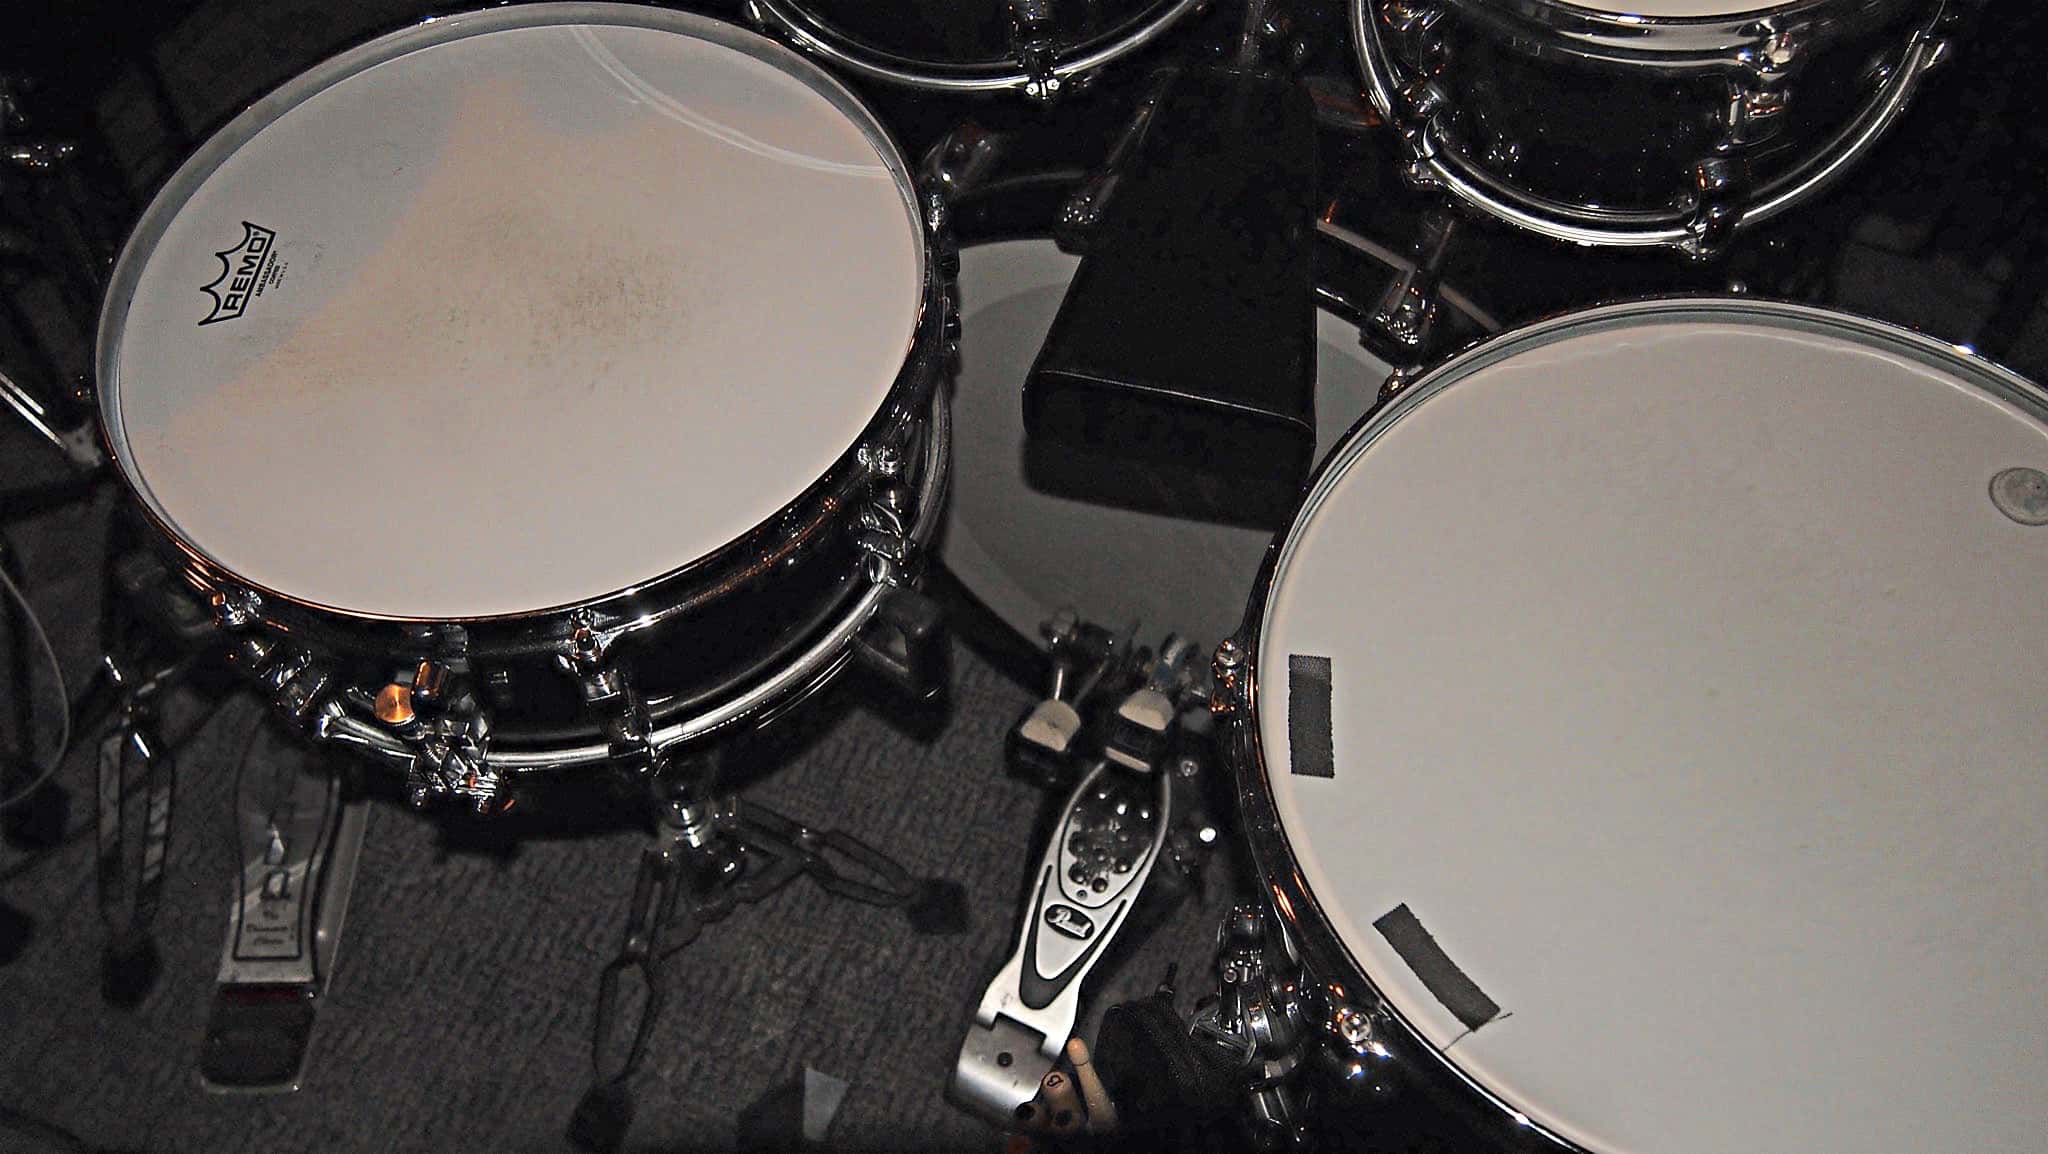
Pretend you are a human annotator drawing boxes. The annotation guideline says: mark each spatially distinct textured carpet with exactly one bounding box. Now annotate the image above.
[0,419,1248,1154]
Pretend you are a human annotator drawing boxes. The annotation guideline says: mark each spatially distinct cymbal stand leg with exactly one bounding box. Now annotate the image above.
[571,748,931,1153]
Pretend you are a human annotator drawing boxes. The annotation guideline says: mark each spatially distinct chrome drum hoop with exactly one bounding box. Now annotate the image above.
[1212,296,2048,1154]
[1351,0,1957,252]
[96,1,946,658]
[746,0,1206,99]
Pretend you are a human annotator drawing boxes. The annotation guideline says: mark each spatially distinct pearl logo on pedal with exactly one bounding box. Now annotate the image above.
[1043,904,1095,941]
[198,221,281,326]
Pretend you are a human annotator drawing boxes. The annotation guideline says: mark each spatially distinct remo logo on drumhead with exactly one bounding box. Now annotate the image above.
[197,220,283,326]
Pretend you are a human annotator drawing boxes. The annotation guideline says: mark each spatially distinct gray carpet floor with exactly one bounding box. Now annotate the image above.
[0,438,1247,1152]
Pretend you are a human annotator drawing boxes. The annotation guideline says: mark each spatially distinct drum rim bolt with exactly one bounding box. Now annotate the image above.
[1332,1005,1373,1045]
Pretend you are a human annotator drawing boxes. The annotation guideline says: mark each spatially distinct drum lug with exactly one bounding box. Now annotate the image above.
[556,610,667,779]
[1683,23,1799,260]
[1728,22,1800,151]
[1681,155,1745,259]
[919,183,952,246]
[1007,0,1064,104]
[255,647,312,695]
[221,628,339,731]
[210,586,264,631]
[1395,76,1448,127]
[1379,0,1452,195]
[1389,88,1448,193]
[1313,988,1400,1104]
[851,432,946,698]
[1191,904,1313,1147]
[1211,636,1249,716]
[856,441,920,588]
[274,662,335,723]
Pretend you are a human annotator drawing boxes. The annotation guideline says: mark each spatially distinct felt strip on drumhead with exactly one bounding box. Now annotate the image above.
[1286,654,1335,778]
[1373,904,1502,1033]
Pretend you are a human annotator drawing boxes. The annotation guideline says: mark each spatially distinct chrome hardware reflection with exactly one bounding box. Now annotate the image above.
[1353,0,1958,252]
[747,0,1206,100]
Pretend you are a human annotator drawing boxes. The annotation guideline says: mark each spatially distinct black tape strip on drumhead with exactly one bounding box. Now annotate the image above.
[1374,904,1502,1032]
[1287,654,1335,778]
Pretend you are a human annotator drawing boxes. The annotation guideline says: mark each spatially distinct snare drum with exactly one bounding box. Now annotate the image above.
[1217,299,2048,1153]
[94,4,952,803]
[1355,0,1960,253]
[749,0,1204,101]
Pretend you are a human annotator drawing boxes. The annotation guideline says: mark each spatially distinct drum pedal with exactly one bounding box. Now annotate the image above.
[200,740,368,1094]
[1104,636,1195,773]
[950,759,1172,1125]
[1008,611,1124,788]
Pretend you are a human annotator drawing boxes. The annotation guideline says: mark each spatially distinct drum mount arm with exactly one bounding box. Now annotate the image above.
[1365,203,1459,361]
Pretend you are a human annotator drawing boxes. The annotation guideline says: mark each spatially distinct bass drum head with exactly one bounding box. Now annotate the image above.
[1252,299,2048,1154]
[938,238,1389,649]
[97,4,922,621]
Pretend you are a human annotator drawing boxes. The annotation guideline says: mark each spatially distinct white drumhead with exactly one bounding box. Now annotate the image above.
[1257,302,2048,1154]
[937,239,1388,648]
[98,4,922,619]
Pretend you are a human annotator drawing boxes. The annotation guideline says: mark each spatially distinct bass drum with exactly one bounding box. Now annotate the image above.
[937,219,1494,651]
[1218,297,2048,1154]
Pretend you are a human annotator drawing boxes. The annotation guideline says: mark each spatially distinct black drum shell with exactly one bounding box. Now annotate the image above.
[1364,0,1939,235]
